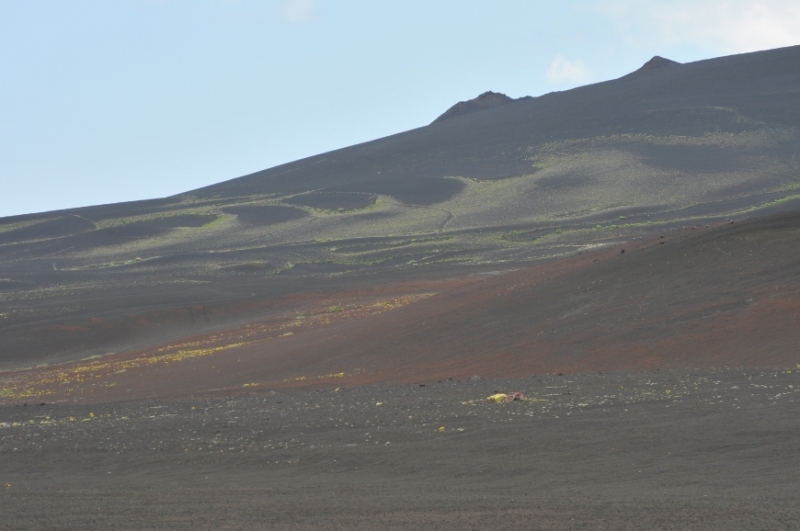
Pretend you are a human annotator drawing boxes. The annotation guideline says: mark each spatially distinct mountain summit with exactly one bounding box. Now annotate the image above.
[433,90,523,123]
[634,55,681,73]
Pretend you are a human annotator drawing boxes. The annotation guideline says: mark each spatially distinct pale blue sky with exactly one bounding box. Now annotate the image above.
[2,0,799,217]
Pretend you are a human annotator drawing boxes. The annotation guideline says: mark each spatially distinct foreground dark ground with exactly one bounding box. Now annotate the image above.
[2,367,798,530]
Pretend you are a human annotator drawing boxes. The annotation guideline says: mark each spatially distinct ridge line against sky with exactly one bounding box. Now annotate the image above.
[1,0,799,218]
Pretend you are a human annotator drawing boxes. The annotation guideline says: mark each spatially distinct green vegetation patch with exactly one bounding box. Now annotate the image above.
[0,219,48,234]
[741,194,800,213]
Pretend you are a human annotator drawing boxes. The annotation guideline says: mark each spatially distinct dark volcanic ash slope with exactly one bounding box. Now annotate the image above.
[1,46,800,367]
[202,210,800,392]
[6,209,798,405]
[195,46,800,202]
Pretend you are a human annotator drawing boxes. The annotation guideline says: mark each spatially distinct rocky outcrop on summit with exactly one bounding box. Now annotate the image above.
[633,55,681,73]
[433,91,524,123]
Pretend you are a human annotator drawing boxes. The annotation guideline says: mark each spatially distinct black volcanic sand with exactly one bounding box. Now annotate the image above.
[1,368,798,530]
[221,205,308,225]
[284,192,378,211]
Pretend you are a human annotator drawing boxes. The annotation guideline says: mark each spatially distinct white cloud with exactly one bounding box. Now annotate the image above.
[281,0,315,23]
[545,54,590,84]
[596,0,800,54]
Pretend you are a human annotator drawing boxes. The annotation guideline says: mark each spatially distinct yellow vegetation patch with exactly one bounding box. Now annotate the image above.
[0,342,250,401]
[283,371,351,384]
[0,293,430,403]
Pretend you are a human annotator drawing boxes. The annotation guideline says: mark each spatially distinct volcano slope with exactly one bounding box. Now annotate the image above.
[3,45,800,529]
[2,45,800,367]
[1,211,800,530]
[3,208,799,404]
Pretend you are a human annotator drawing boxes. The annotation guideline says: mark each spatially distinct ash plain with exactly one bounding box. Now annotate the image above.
[1,368,798,530]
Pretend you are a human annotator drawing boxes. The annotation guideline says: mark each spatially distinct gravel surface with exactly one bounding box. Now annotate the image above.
[2,367,799,529]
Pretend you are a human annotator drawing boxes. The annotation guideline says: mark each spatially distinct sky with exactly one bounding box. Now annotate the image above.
[1,1,799,218]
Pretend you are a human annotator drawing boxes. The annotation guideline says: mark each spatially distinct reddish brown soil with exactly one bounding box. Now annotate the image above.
[0,277,479,404]
[3,212,799,406]
[247,218,799,390]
